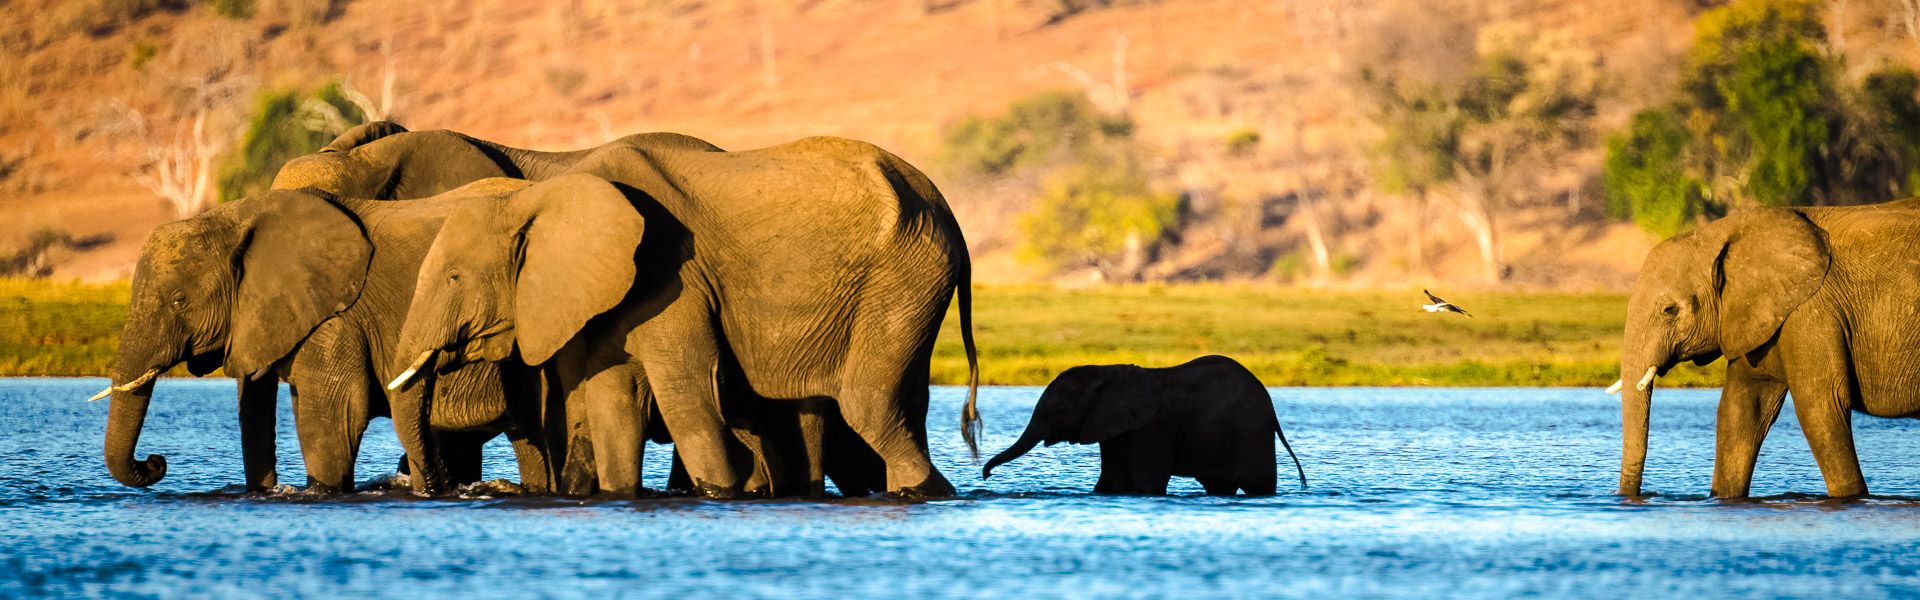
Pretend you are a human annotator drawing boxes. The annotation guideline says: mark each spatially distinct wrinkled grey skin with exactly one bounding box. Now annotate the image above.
[100,178,546,493]
[294,122,894,497]
[391,138,982,499]
[1618,201,1920,498]
[983,355,1305,496]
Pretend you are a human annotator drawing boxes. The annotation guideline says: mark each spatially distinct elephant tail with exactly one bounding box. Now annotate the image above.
[1277,423,1306,489]
[959,265,983,460]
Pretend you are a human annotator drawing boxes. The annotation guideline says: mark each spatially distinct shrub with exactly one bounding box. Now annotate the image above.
[1019,165,1183,280]
[939,90,1132,176]
[216,80,365,203]
[1603,108,1703,237]
[1224,127,1261,156]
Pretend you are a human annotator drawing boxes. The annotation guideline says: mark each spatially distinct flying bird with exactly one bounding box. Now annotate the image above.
[1422,290,1472,318]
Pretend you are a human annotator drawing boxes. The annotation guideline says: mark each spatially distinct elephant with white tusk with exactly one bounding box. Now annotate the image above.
[1616,200,1920,499]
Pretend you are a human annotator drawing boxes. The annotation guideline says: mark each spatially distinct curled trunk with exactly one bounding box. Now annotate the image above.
[103,361,166,488]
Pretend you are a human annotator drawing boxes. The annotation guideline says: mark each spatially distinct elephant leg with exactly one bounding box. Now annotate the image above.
[836,322,950,497]
[503,363,553,494]
[289,326,376,494]
[1237,425,1278,497]
[667,449,691,492]
[1711,362,1789,498]
[508,432,550,493]
[237,377,281,493]
[799,400,828,497]
[1093,440,1133,494]
[1784,332,1867,498]
[438,430,493,485]
[824,411,887,497]
[544,359,596,497]
[582,364,647,496]
[639,307,741,498]
[1124,431,1174,495]
[837,385,951,497]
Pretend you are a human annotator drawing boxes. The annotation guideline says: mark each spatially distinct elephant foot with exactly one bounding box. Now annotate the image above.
[886,472,956,500]
[456,479,526,498]
[302,477,352,495]
[693,481,741,500]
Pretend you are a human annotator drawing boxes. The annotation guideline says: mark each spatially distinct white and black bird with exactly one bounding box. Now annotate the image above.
[1421,289,1472,318]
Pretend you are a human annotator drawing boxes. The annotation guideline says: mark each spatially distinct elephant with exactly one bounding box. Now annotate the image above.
[282,122,894,497]
[981,356,1306,496]
[386,137,983,499]
[96,177,551,494]
[1612,200,1920,498]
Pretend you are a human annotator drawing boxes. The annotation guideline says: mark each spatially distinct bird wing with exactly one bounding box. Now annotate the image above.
[1424,290,1445,304]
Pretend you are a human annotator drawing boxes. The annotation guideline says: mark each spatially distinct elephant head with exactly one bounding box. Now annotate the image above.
[389,174,642,386]
[100,190,373,487]
[1613,208,1829,496]
[982,365,1154,478]
[272,121,517,199]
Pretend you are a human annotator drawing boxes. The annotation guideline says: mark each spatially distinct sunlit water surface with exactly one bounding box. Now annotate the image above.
[6,379,1920,597]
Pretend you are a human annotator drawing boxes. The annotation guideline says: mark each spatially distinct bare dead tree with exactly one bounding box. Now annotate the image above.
[112,101,226,219]
[1045,34,1131,115]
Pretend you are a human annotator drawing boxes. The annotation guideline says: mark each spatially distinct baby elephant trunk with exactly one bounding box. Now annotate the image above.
[982,427,1045,479]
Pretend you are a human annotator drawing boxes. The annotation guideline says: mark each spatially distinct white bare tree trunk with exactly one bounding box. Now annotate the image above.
[127,106,225,219]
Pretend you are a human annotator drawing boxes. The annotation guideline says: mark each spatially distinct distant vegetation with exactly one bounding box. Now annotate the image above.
[929,284,1716,387]
[942,90,1185,281]
[1604,0,1920,236]
[215,80,366,203]
[0,278,1709,387]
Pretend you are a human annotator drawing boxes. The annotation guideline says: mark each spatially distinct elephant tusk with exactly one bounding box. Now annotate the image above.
[88,369,161,402]
[1604,379,1624,395]
[387,350,436,391]
[1634,366,1657,392]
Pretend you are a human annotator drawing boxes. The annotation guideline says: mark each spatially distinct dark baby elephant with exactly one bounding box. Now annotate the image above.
[982,355,1305,496]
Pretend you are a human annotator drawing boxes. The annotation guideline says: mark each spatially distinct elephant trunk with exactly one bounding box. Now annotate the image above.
[102,304,185,488]
[103,359,169,488]
[982,426,1044,479]
[1616,321,1666,497]
[1618,368,1652,497]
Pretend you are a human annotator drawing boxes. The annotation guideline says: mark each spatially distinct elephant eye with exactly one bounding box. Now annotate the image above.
[1661,303,1679,317]
[449,273,462,284]
[170,295,187,310]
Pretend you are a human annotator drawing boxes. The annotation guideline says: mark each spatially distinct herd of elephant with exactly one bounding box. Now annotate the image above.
[90,118,1920,501]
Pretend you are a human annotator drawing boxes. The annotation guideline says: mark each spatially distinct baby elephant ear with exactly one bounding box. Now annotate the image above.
[1077,366,1158,443]
[508,174,644,365]
[321,121,409,153]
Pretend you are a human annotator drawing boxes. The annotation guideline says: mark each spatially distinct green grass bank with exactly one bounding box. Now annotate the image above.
[0,278,1720,387]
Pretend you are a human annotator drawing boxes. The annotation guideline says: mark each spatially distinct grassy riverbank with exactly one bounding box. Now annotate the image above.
[0,278,1719,387]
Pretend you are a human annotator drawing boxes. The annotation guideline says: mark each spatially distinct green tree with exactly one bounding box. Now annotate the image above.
[1605,0,1920,237]
[216,80,364,202]
[1604,109,1703,237]
[1019,165,1183,280]
[1680,0,1831,208]
[939,90,1131,176]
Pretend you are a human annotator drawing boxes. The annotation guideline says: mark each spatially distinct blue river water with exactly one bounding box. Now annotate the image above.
[5,378,1920,597]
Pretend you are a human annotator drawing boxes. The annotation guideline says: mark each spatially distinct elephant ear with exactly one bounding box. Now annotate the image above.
[225,190,373,380]
[321,121,409,153]
[1076,365,1159,443]
[1717,208,1830,360]
[507,174,643,365]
